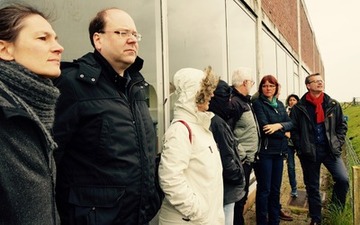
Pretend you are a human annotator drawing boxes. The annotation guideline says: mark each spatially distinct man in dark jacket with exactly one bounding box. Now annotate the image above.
[228,68,260,225]
[290,73,349,225]
[53,8,161,225]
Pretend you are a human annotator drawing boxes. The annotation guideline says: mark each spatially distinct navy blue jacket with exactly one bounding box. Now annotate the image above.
[252,95,293,155]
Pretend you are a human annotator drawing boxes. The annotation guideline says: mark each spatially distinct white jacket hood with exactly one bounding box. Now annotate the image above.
[172,68,213,128]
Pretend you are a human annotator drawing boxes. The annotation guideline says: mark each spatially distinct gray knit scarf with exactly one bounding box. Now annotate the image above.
[0,60,60,150]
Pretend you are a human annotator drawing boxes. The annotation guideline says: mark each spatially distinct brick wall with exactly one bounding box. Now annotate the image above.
[262,0,298,52]
[300,2,315,72]
[261,0,320,73]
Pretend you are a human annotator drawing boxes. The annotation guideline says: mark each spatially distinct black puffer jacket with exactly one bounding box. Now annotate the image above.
[290,93,347,162]
[209,80,245,205]
[53,52,161,224]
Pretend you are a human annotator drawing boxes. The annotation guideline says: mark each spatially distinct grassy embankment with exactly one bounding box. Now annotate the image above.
[343,104,360,154]
[322,104,360,225]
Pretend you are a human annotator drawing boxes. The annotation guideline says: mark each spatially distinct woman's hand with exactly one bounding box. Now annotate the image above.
[263,123,283,134]
[285,131,291,138]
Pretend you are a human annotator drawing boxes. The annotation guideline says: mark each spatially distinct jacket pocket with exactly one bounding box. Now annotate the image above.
[68,186,125,225]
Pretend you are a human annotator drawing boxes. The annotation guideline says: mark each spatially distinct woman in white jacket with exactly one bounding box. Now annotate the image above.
[158,67,224,224]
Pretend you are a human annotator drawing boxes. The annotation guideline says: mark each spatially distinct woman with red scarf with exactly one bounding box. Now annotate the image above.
[290,73,349,225]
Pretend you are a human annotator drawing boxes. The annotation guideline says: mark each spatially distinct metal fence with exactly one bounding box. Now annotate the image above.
[344,137,360,224]
[352,97,360,105]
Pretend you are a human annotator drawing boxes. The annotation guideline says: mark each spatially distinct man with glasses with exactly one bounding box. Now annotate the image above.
[228,68,260,225]
[53,8,161,224]
[290,73,349,225]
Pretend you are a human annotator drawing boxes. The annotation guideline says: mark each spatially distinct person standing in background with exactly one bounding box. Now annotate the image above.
[285,94,300,198]
[158,67,224,224]
[252,75,293,225]
[228,68,259,225]
[53,8,161,224]
[209,79,246,225]
[0,3,63,224]
[290,73,349,225]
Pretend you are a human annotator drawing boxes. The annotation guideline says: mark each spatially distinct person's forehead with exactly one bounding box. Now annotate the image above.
[310,75,322,80]
[20,14,55,36]
[104,9,136,29]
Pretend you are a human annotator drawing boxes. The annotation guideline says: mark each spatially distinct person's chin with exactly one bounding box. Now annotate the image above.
[124,55,136,63]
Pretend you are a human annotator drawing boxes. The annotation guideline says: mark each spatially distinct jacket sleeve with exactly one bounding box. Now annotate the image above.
[52,74,80,163]
[211,117,244,185]
[228,97,244,129]
[278,102,293,132]
[252,99,268,133]
[290,106,301,151]
[335,104,348,147]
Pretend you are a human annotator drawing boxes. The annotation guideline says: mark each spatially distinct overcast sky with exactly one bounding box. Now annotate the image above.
[304,0,360,102]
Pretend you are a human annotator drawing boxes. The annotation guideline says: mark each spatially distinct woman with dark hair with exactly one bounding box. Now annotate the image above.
[285,94,300,198]
[252,75,293,225]
[0,3,63,224]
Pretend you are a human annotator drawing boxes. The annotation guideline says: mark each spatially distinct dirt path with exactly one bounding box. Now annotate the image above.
[150,156,329,225]
[243,156,329,225]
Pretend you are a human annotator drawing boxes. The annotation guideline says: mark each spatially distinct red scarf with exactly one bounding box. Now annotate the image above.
[306,92,325,123]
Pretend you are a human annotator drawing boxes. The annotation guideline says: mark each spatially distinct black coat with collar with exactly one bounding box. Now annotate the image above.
[53,52,161,224]
[290,93,347,162]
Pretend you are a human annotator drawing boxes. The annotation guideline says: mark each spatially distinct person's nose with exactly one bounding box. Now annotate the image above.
[52,40,64,54]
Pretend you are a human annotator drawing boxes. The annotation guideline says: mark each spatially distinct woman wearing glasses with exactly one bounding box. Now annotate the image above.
[252,75,293,225]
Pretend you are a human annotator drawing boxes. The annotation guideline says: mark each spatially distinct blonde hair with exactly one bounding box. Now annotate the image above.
[195,66,219,104]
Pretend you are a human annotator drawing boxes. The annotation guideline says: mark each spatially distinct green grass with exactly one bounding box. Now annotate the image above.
[322,201,353,225]
[322,104,360,224]
[343,104,360,155]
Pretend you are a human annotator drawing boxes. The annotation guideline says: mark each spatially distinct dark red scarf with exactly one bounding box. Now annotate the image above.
[306,92,325,123]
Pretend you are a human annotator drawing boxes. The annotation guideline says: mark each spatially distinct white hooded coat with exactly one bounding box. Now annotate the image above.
[158,68,224,225]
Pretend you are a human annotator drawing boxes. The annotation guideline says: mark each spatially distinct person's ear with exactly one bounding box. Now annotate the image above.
[93,33,102,51]
[0,40,15,61]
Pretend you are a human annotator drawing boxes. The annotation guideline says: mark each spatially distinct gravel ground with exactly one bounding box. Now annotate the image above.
[150,156,330,225]
[243,155,330,225]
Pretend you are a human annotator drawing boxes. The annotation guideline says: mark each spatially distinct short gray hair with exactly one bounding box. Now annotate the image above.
[231,67,253,87]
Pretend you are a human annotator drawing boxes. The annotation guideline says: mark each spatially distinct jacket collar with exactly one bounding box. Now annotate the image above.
[60,51,144,85]
[232,87,251,102]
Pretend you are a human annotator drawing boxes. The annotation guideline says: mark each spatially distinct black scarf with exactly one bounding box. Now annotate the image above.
[0,60,59,150]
